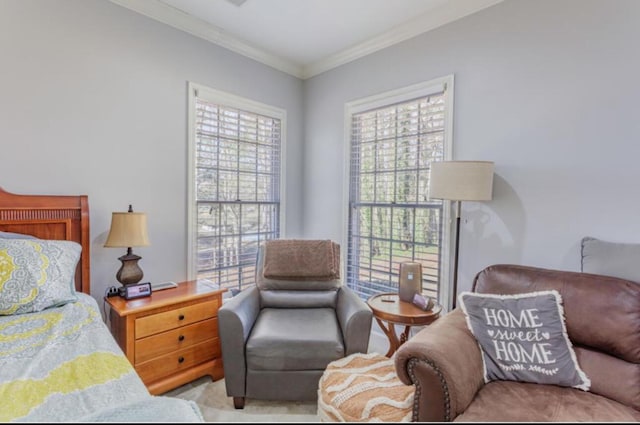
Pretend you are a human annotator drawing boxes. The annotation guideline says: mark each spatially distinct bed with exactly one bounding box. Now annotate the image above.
[0,187,204,422]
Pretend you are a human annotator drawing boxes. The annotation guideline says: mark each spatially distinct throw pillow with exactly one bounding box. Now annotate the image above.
[0,239,80,315]
[0,231,36,239]
[581,236,640,282]
[459,290,590,390]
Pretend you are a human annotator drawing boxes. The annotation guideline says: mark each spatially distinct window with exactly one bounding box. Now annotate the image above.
[188,83,285,292]
[345,76,454,304]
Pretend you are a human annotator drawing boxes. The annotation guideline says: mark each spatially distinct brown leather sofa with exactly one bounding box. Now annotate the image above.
[395,264,640,422]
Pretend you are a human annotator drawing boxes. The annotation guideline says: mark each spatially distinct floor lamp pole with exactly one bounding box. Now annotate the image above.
[452,200,461,310]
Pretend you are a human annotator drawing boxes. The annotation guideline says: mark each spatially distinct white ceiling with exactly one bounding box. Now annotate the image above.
[110,0,504,78]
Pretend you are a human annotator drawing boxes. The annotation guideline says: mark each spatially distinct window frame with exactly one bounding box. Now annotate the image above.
[186,82,287,282]
[342,75,455,308]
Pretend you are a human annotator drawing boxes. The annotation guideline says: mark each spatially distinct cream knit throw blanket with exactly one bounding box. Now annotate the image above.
[317,353,414,422]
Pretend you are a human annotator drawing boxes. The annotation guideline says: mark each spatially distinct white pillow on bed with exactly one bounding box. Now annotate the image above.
[0,238,81,315]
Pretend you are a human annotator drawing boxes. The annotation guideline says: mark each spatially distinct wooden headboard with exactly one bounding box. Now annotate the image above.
[0,187,90,294]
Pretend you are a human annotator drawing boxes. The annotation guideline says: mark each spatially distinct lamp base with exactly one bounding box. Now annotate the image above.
[115,248,144,286]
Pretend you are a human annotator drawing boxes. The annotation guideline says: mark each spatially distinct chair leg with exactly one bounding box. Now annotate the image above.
[233,397,245,409]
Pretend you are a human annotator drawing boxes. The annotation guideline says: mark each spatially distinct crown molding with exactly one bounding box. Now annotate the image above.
[109,0,304,78]
[110,0,504,80]
[302,0,504,79]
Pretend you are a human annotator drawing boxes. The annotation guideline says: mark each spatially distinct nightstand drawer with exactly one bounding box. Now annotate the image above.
[135,299,219,338]
[136,338,220,384]
[134,318,218,364]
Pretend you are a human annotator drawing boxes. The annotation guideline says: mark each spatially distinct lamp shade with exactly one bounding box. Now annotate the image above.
[429,161,494,201]
[104,212,150,248]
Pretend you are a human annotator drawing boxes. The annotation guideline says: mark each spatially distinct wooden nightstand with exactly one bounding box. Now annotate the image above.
[105,280,227,395]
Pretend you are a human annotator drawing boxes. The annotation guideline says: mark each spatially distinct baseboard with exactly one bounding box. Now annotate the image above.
[368,329,388,354]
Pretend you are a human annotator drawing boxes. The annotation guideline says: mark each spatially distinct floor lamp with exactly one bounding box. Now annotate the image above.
[428,161,494,310]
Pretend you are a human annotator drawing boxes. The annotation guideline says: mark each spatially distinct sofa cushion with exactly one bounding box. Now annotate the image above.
[459,290,590,390]
[454,380,640,422]
[581,236,640,282]
[246,308,344,371]
[473,265,640,364]
[575,346,640,411]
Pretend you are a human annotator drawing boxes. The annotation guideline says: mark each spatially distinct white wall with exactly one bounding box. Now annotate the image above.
[0,0,304,301]
[302,0,640,297]
[3,0,639,310]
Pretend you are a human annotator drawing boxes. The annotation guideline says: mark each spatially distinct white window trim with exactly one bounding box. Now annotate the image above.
[342,74,455,307]
[186,81,287,281]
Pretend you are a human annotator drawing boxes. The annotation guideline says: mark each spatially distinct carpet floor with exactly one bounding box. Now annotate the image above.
[166,377,320,422]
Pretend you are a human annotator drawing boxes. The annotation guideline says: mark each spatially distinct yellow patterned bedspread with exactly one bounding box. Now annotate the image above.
[0,293,150,422]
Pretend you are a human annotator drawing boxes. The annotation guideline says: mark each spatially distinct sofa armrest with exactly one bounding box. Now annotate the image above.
[336,286,373,355]
[394,309,485,422]
[218,285,260,397]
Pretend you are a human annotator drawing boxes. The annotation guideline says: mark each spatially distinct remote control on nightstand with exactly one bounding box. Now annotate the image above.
[150,281,178,291]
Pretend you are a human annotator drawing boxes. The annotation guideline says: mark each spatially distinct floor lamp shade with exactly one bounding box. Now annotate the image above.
[104,207,150,285]
[428,161,494,310]
[429,161,494,201]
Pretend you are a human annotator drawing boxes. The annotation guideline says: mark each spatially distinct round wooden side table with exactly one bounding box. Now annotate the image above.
[367,292,442,357]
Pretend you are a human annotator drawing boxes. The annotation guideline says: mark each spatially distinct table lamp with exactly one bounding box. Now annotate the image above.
[428,161,494,309]
[104,205,150,286]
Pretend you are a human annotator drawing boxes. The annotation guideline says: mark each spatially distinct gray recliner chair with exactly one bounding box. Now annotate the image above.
[218,239,373,409]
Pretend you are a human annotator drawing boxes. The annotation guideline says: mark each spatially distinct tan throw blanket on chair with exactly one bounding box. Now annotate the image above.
[263,239,340,281]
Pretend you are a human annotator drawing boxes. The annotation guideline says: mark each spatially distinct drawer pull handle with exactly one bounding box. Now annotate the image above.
[178,356,185,363]
[178,314,185,321]
[178,335,185,342]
